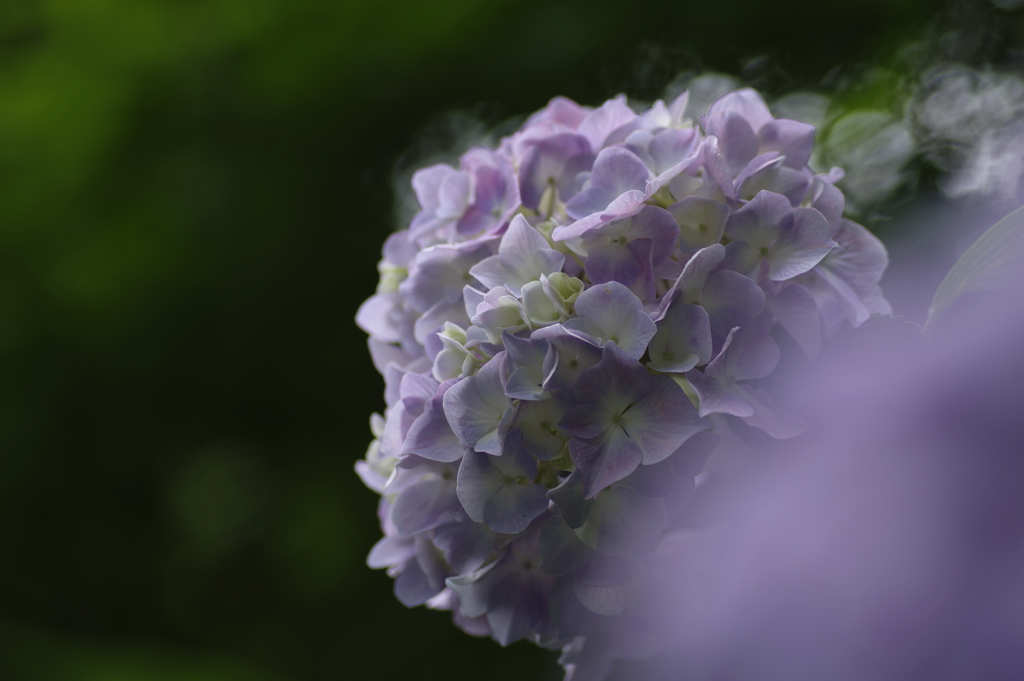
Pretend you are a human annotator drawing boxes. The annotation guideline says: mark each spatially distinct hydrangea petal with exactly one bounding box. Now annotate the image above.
[539,516,594,576]
[391,475,461,537]
[487,570,549,646]
[546,469,591,529]
[469,215,565,296]
[767,206,835,281]
[647,301,712,373]
[532,325,603,394]
[699,270,767,350]
[564,282,656,359]
[623,375,709,465]
[484,483,550,535]
[519,133,594,210]
[577,97,638,151]
[757,118,816,169]
[395,558,443,607]
[570,555,652,617]
[367,535,416,569]
[764,282,822,358]
[508,394,572,461]
[706,109,758,176]
[574,486,665,559]
[434,518,500,574]
[502,332,557,401]
[668,196,730,252]
[570,425,643,499]
[404,381,464,462]
[707,88,774,132]
[725,190,791,248]
[442,353,512,455]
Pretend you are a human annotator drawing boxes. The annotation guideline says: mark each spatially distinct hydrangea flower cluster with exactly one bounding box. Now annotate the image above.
[355,88,890,679]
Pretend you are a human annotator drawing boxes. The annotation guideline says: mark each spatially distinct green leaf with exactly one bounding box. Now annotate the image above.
[924,204,1024,334]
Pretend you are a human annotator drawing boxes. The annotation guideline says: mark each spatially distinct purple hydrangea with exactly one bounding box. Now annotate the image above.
[355,86,890,680]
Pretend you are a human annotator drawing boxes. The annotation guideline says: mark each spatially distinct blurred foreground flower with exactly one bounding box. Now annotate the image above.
[355,86,889,680]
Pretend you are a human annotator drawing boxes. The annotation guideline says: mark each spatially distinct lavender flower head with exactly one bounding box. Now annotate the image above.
[355,86,890,680]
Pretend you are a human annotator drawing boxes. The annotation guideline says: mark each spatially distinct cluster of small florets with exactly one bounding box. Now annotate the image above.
[355,88,890,680]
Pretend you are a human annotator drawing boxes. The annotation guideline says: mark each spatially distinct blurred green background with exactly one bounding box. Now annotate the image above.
[0,0,994,679]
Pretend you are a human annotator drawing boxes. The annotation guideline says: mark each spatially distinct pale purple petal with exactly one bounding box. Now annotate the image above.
[469,215,564,296]
[707,88,774,132]
[733,151,784,189]
[649,128,700,175]
[367,535,416,569]
[765,282,822,358]
[728,318,781,381]
[584,241,644,291]
[767,206,836,281]
[405,380,464,462]
[456,449,506,523]
[436,171,472,218]
[811,178,846,235]
[581,205,680,265]
[670,430,721,478]
[531,325,603,394]
[700,270,767,350]
[622,375,709,465]
[413,298,471,346]
[564,147,651,220]
[647,301,712,373]
[401,244,492,314]
[490,430,540,480]
[819,219,889,295]
[570,425,643,498]
[484,483,550,535]
[675,243,727,301]
[757,118,816,169]
[442,354,512,455]
[725,190,792,248]
[668,196,730,252]
[395,558,442,606]
[502,332,557,401]
[701,136,738,202]
[508,394,573,461]
[706,110,759,176]
[685,363,754,418]
[355,293,407,344]
[434,518,500,573]
[578,97,638,151]
[487,569,549,646]
[446,559,511,618]
[519,133,594,209]
[391,476,460,537]
[574,487,665,560]
[740,386,808,439]
[569,341,652,415]
[739,166,812,205]
[566,282,657,359]
[814,266,871,327]
[554,190,648,240]
[546,469,591,529]
[411,164,456,214]
[539,515,593,576]
[559,401,614,440]
[524,95,590,130]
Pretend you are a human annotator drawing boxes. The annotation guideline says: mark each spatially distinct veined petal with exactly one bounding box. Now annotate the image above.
[767,206,835,281]
[647,301,712,373]
[568,283,656,359]
[570,426,643,499]
[622,375,709,464]
[443,355,512,455]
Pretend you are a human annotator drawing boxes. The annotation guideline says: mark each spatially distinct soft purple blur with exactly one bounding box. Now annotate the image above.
[609,278,1024,680]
